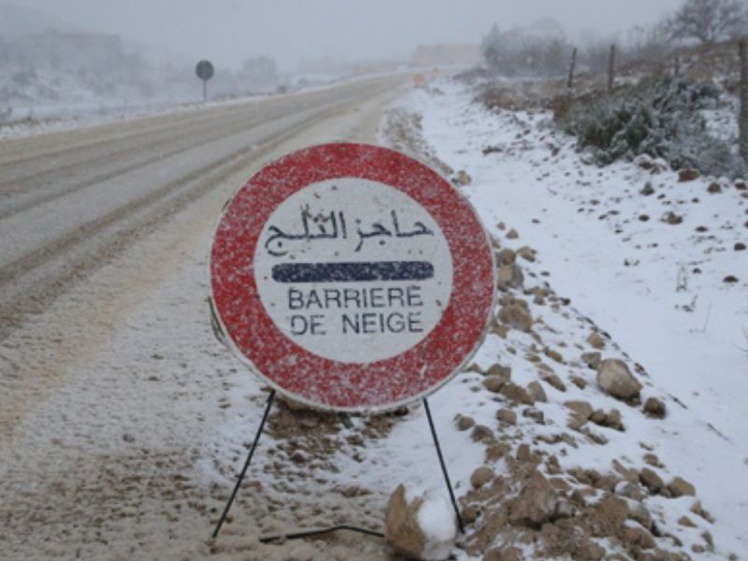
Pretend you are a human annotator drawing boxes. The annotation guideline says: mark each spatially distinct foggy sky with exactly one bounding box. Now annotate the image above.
[16,0,685,71]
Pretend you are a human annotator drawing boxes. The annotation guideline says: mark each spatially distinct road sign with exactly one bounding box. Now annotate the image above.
[196,60,214,81]
[196,60,214,102]
[210,143,495,413]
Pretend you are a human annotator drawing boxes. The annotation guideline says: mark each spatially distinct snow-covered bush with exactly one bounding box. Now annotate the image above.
[564,76,743,177]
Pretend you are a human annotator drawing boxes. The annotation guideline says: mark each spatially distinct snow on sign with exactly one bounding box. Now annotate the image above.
[210,143,495,413]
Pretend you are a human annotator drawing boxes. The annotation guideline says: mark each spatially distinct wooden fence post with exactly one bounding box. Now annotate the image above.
[739,38,748,162]
[567,47,577,90]
[608,44,616,92]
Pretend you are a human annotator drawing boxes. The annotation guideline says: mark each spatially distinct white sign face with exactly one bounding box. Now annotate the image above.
[254,178,454,364]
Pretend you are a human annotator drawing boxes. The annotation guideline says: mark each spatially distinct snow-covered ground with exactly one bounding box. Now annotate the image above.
[2,74,747,560]
[388,78,748,558]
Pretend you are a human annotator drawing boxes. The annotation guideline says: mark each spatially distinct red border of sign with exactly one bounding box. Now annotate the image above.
[211,143,495,413]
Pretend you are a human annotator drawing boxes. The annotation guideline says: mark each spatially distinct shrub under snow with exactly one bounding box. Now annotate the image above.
[564,76,744,177]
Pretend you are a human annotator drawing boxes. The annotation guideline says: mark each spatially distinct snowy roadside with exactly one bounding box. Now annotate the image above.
[384,78,747,558]
[2,72,746,561]
[0,71,410,141]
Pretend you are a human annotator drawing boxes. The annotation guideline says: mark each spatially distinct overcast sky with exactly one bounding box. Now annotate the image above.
[17,0,685,71]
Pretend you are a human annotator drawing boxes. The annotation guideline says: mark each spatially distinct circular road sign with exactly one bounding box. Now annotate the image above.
[210,143,495,413]
[196,60,214,81]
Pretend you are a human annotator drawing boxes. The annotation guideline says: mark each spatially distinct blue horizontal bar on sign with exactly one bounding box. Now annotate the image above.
[271,261,435,283]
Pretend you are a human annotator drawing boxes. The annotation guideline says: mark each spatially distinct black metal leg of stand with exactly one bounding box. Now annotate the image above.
[212,390,276,539]
[423,398,465,534]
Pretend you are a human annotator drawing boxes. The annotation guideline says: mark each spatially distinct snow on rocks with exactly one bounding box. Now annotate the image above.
[385,484,456,560]
[381,77,747,559]
[596,358,643,402]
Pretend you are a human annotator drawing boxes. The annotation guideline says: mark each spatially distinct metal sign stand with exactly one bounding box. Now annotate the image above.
[211,393,465,541]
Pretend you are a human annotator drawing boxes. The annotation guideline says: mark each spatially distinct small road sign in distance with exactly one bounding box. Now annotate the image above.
[210,143,495,413]
[195,60,214,81]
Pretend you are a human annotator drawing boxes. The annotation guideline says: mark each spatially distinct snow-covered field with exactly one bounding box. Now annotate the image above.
[1,75,747,560]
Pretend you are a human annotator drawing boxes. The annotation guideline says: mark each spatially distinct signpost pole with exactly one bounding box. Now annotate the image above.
[212,390,276,539]
[195,60,214,103]
[209,143,494,540]
[423,398,465,534]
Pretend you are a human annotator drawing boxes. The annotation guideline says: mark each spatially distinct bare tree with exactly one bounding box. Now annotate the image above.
[667,0,748,43]
[480,22,571,77]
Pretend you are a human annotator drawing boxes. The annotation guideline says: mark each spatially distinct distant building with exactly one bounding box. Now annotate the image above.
[17,30,124,73]
[412,44,481,67]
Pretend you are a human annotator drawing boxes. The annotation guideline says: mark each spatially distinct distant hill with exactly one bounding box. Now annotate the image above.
[0,2,78,40]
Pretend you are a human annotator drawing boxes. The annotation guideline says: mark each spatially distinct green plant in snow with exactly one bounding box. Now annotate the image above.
[565,76,744,177]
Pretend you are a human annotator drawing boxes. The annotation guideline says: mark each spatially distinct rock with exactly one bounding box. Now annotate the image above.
[596,359,642,401]
[497,263,525,290]
[735,242,746,251]
[385,484,456,561]
[691,501,716,523]
[509,473,557,528]
[553,499,576,520]
[590,409,607,425]
[454,414,475,431]
[612,460,640,485]
[640,182,656,196]
[462,504,480,525]
[628,502,654,530]
[723,275,739,283]
[385,485,426,558]
[640,468,664,494]
[497,408,517,425]
[581,352,602,369]
[544,347,564,364]
[541,373,567,392]
[574,539,605,561]
[678,515,697,528]
[506,228,519,239]
[500,382,535,405]
[489,321,509,339]
[471,425,495,443]
[516,444,533,462]
[622,526,657,550]
[452,170,472,186]
[498,299,533,332]
[605,409,624,431]
[663,211,684,225]
[495,248,517,266]
[678,168,700,182]
[486,363,512,380]
[486,443,511,461]
[527,381,547,403]
[643,453,662,468]
[643,397,667,419]
[565,400,594,419]
[470,466,495,488]
[483,376,507,393]
[570,375,587,389]
[668,477,696,498]
[707,182,722,194]
[484,546,523,561]
[616,481,644,501]
[586,332,606,349]
[517,246,537,262]
[586,430,609,445]
[522,407,545,424]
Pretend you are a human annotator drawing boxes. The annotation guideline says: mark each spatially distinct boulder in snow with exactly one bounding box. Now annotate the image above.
[596,359,642,401]
[385,484,456,561]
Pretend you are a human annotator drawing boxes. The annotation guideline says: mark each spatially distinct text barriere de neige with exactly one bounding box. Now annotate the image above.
[287,285,425,336]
